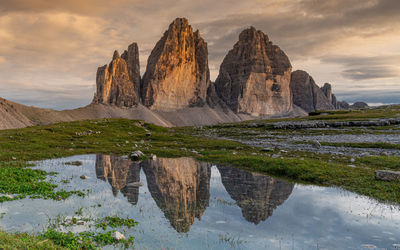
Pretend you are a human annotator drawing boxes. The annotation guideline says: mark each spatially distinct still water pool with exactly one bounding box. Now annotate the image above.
[0,154,399,249]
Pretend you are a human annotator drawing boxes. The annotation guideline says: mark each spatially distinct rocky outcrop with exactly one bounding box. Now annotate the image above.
[217,166,293,224]
[121,43,141,100]
[93,50,139,107]
[337,101,350,109]
[142,157,211,232]
[290,70,334,112]
[351,101,369,109]
[321,83,339,109]
[142,18,210,111]
[214,27,292,116]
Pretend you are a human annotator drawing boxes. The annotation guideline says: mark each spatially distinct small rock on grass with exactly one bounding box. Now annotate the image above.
[312,140,321,149]
[375,170,400,182]
[261,148,273,152]
[130,150,145,161]
[111,231,126,241]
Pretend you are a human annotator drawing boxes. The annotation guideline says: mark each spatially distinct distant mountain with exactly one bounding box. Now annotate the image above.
[1,17,356,130]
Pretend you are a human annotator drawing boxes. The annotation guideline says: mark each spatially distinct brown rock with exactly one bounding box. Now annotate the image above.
[214,27,292,116]
[142,18,210,111]
[290,70,334,112]
[93,50,139,107]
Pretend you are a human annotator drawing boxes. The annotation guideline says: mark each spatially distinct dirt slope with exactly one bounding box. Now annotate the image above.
[0,97,307,130]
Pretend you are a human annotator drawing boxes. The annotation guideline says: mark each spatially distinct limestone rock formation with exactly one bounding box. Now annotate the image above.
[321,83,339,108]
[121,43,141,100]
[142,18,210,111]
[214,27,292,116]
[142,157,211,232]
[290,70,334,112]
[217,166,293,224]
[93,50,139,107]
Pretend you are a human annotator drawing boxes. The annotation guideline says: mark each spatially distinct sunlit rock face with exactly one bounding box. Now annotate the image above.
[95,155,141,205]
[93,49,140,107]
[141,18,210,111]
[290,70,334,112]
[214,27,292,116]
[142,157,211,232]
[217,166,293,224]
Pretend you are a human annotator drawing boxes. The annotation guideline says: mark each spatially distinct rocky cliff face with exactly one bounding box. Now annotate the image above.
[321,83,339,109]
[217,166,293,224]
[290,70,334,112]
[121,43,141,100]
[93,50,139,107]
[214,27,292,116]
[142,157,211,232]
[141,18,210,111]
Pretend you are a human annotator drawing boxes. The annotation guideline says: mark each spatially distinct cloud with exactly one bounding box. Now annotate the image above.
[0,0,131,15]
[0,0,399,108]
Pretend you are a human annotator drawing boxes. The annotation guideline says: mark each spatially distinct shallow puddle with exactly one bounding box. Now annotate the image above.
[1,154,399,249]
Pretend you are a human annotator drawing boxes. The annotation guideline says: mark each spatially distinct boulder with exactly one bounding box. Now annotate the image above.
[111,231,126,241]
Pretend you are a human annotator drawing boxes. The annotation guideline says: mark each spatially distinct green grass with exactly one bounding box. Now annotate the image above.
[1,112,400,248]
[0,231,64,249]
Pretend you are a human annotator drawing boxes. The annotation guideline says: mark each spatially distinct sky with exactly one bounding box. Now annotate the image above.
[0,0,399,110]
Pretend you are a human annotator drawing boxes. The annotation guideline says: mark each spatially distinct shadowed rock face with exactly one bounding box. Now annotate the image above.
[142,157,211,233]
[121,43,141,101]
[95,155,141,205]
[142,18,210,111]
[93,50,139,107]
[214,27,292,116]
[321,83,339,109]
[290,70,334,112]
[217,166,293,224]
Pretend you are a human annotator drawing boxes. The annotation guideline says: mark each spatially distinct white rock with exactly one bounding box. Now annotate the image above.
[111,231,126,241]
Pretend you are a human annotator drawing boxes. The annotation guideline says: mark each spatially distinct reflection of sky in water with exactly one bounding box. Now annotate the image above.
[0,154,399,249]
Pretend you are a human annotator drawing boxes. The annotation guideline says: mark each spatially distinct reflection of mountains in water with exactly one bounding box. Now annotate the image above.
[94,155,293,232]
[142,158,211,233]
[218,166,294,224]
[95,155,141,205]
